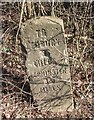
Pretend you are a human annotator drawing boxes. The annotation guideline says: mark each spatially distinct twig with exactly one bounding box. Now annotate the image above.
[51,0,55,16]
[1,77,32,96]
[16,0,26,50]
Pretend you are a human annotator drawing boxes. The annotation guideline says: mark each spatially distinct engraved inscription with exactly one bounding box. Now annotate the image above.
[31,38,61,49]
[36,29,47,38]
[32,67,67,77]
[33,68,62,76]
[33,58,50,67]
[40,84,61,93]
[33,49,52,67]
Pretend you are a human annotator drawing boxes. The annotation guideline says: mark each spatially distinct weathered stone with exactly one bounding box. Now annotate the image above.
[21,16,73,112]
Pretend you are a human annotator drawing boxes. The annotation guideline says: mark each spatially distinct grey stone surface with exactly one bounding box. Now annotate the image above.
[21,16,73,112]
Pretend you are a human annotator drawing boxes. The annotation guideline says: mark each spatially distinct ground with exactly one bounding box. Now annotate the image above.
[0,2,94,119]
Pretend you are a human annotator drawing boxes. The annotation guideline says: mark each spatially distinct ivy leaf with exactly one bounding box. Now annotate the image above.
[2,47,11,52]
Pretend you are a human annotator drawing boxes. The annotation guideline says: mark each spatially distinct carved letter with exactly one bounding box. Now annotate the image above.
[42,29,47,37]
[36,30,41,37]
